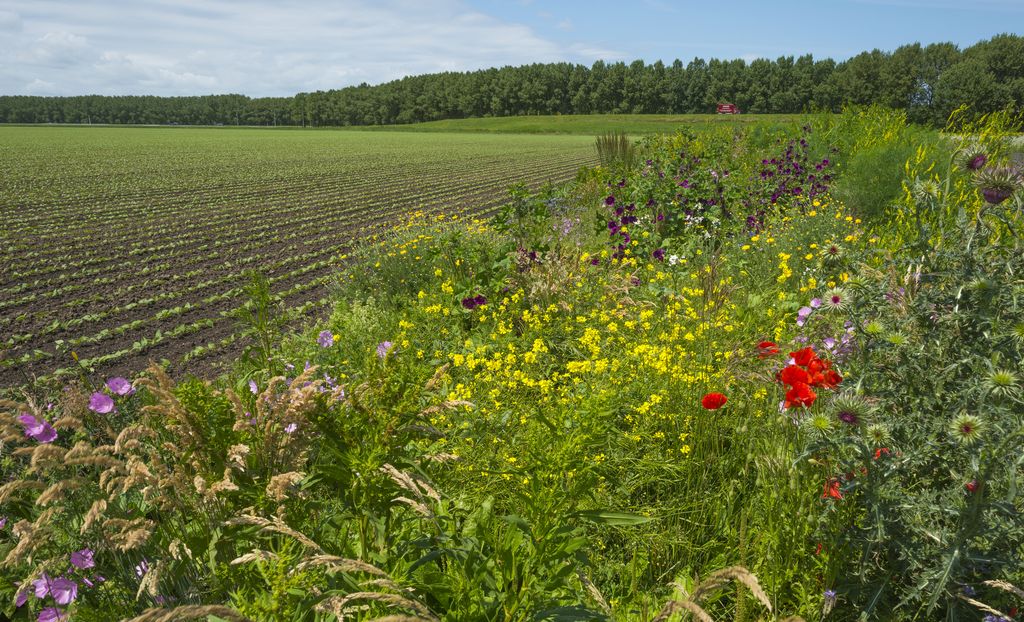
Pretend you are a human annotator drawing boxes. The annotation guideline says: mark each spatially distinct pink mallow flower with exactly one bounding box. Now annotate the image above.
[105,376,134,396]
[88,392,115,414]
[38,607,67,622]
[49,577,77,605]
[19,414,57,444]
[70,548,95,570]
[32,573,52,598]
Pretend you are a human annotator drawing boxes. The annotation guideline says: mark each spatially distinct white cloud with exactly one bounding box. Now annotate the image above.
[24,78,57,94]
[0,0,613,96]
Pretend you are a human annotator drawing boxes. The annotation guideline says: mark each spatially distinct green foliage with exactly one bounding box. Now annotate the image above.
[233,271,292,369]
[8,113,1024,622]
[796,150,1024,620]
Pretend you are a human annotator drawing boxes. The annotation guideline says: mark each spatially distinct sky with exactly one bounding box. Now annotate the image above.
[0,0,1021,97]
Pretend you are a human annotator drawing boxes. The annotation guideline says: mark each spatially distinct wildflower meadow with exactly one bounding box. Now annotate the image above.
[2,108,1023,622]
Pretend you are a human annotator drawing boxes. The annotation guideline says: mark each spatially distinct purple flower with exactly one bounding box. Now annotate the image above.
[461,296,477,309]
[70,548,95,570]
[50,578,77,605]
[810,297,822,308]
[105,377,134,396]
[38,608,67,622]
[377,341,394,359]
[15,587,29,607]
[33,573,52,598]
[473,294,487,307]
[19,414,57,444]
[284,423,298,434]
[796,306,813,327]
[967,154,987,170]
[249,379,258,394]
[0,516,6,529]
[652,248,665,262]
[822,337,837,351]
[135,559,149,578]
[317,330,334,348]
[88,392,115,414]
[604,195,615,206]
[838,411,859,425]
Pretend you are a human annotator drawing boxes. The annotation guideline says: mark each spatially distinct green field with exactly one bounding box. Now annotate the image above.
[358,113,815,134]
[0,126,596,386]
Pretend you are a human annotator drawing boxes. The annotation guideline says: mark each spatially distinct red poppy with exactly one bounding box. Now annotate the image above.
[779,365,811,387]
[784,382,817,409]
[873,447,890,460]
[757,341,780,358]
[701,392,728,410]
[965,479,979,493]
[820,369,843,389]
[790,346,817,367]
[822,478,843,499]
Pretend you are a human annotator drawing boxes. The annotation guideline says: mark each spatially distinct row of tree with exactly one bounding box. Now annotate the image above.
[2,35,1021,127]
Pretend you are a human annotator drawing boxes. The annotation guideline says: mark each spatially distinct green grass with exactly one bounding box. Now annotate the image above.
[357,113,820,135]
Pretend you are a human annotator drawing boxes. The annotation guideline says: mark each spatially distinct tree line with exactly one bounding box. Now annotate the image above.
[2,34,1021,127]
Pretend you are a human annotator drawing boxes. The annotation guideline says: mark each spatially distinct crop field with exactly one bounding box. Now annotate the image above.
[0,126,596,387]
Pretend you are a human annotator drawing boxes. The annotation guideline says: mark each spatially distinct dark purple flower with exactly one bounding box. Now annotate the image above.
[88,392,115,414]
[590,257,601,266]
[653,248,665,261]
[604,195,615,206]
[838,411,859,425]
[461,297,477,309]
[982,187,1013,205]
[967,154,987,170]
[474,294,487,307]
[105,377,134,396]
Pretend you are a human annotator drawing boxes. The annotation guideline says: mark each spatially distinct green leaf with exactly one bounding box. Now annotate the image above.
[572,510,654,526]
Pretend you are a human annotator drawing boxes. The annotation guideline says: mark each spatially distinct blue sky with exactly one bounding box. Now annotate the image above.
[0,0,1020,97]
